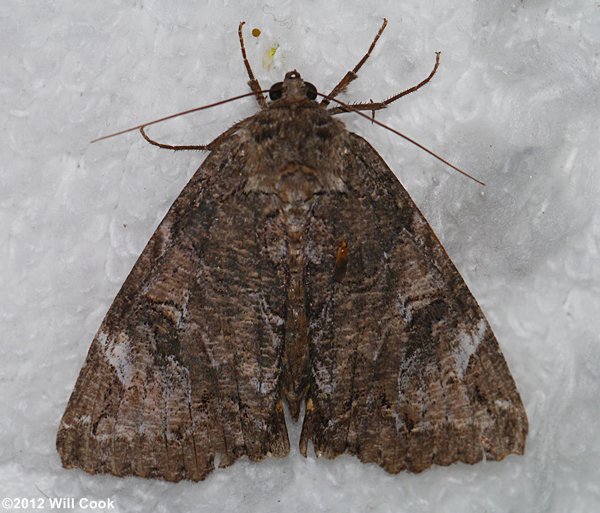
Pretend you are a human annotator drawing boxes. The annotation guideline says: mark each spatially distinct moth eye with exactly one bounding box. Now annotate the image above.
[269,82,283,101]
[305,82,317,100]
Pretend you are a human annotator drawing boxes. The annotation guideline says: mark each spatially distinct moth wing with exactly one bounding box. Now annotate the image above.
[57,138,290,482]
[301,134,528,473]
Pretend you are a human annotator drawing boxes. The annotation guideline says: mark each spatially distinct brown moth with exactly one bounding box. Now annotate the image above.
[57,20,528,482]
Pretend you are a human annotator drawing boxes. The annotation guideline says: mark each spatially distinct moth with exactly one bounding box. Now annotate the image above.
[57,20,528,482]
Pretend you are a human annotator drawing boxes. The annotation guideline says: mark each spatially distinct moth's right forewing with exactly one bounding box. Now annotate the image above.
[300,133,528,473]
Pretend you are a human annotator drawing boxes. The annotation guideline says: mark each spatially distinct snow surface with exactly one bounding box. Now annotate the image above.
[2,1,600,512]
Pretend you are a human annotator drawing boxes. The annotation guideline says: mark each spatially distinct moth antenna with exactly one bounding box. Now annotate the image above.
[238,21,267,108]
[317,92,485,186]
[90,90,269,144]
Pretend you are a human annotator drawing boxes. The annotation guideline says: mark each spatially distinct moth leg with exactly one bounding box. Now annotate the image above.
[328,52,441,115]
[139,127,209,151]
[238,21,267,109]
[320,18,388,107]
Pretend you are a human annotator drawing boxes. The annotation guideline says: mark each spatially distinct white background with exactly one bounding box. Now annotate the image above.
[2,1,599,512]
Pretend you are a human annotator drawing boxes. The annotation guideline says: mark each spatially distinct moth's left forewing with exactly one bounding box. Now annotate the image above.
[301,132,528,473]
[57,134,291,482]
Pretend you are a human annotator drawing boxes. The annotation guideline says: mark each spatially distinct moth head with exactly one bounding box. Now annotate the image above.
[268,70,317,102]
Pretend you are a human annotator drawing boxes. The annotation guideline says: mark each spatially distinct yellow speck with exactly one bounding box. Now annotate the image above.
[306,398,314,412]
[262,44,279,70]
[252,28,261,38]
[276,400,284,413]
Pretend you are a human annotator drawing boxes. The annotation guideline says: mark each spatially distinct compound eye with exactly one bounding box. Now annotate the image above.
[269,82,283,101]
[305,82,317,100]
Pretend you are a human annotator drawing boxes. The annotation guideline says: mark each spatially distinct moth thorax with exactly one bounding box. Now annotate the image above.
[245,163,346,203]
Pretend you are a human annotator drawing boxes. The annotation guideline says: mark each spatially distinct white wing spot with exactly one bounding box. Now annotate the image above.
[101,332,134,386]
[455,319,488,377]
